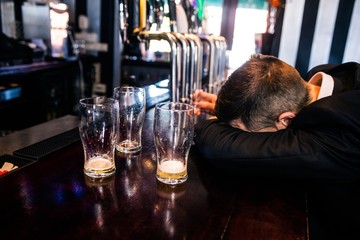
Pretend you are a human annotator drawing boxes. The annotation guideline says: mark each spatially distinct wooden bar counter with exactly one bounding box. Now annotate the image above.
[0,112,308,239]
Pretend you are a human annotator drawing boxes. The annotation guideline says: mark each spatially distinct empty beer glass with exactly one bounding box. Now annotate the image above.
[153,102,195,185]
[113,86,146,154]
[79,97,119,179]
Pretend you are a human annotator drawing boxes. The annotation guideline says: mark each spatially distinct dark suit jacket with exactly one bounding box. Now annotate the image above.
[194,62,360,182]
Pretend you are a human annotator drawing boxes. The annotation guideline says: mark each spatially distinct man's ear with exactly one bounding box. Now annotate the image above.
[230,118,250,131]
[275,112,296,130]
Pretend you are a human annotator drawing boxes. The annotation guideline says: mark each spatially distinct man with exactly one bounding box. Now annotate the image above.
[193,54,360,181]
[192,55,360,239]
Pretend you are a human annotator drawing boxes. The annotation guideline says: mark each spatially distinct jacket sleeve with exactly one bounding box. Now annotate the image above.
[306,62,360,90]
[193,92,360,181]
[194,119,319,179]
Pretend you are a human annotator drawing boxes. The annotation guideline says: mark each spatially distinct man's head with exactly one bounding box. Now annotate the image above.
[215,54,311,132]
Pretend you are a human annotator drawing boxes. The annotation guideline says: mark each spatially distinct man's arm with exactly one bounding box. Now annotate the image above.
[194,92,360,182]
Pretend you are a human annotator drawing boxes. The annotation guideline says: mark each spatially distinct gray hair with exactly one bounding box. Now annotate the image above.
[215,55,310,131]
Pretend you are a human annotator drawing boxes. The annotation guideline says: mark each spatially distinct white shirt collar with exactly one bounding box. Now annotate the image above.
[308,72,334,100]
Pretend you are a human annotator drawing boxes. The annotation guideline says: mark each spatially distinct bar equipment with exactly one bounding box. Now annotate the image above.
[120,0,228,107]
[200,34,227,94]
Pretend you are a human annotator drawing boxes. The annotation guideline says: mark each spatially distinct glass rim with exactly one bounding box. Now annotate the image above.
[113,86,145,93]
[155,102,194,111]
[79,96,118,106]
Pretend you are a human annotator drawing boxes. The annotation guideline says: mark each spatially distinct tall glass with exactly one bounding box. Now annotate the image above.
[79,97,119,178]
[153,102,195,185]
[113,86,146,154]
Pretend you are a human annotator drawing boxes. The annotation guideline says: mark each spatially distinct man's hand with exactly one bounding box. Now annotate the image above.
[192,90,217,116]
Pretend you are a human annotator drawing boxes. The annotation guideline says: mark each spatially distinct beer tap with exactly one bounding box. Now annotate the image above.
[147,0,156,29]
[154,0,165,30]
[119,0,128,44]
[168,0,177,32]
[122,0,147,58]
[148,0,165,31]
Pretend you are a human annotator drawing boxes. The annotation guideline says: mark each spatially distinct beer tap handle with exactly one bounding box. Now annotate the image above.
[168,0,177,32]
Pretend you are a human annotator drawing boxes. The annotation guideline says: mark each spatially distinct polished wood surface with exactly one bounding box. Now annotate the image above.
[0,111,307,239]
